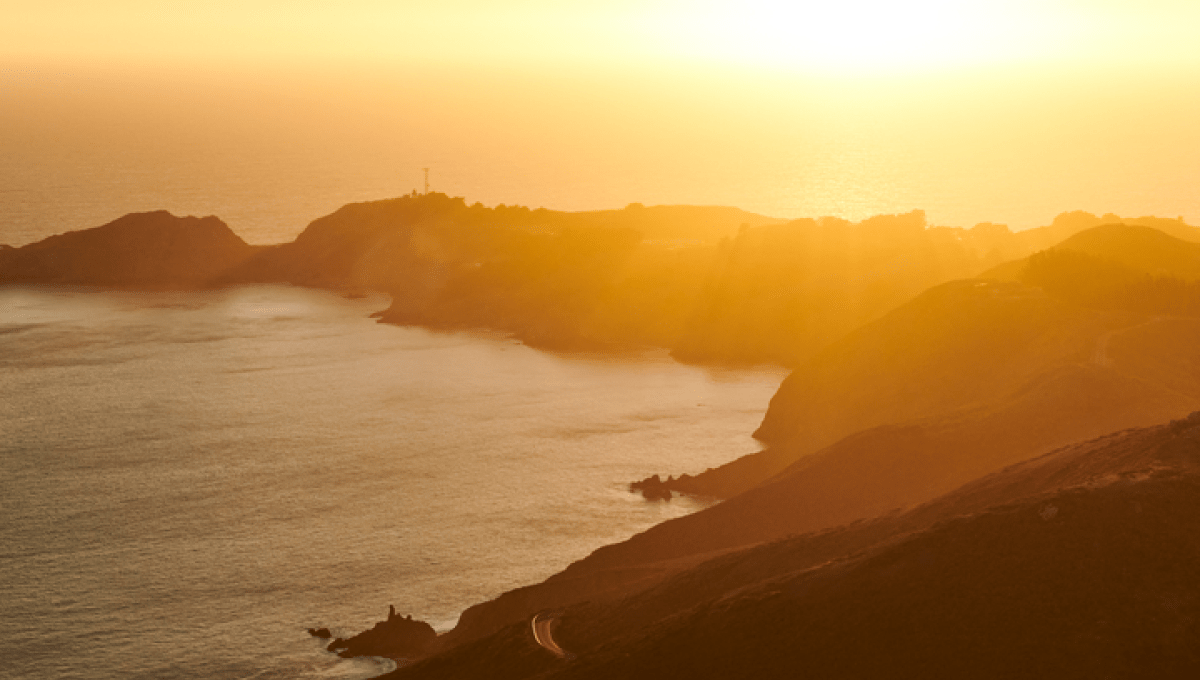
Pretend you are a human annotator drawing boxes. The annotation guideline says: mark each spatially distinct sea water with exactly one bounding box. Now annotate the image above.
[0,284,783,679]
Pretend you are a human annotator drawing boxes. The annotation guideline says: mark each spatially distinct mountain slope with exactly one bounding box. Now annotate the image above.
[390,413,1200,680]
[551,476,1200,680]
[0,211,258,288]
[1051,223,1200,278]
[984,222,1200,283]
[658,277,1198,500]
[426,279,1200,648]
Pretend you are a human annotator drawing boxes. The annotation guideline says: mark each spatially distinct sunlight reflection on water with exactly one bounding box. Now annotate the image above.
[0,285,783,679]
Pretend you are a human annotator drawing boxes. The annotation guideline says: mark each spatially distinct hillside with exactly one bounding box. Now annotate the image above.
[1009,210,1200,253]
[650,277,1200,500]
[977,224,1200,322]
[6,199,1197,367]
[0,211,259,288]
[985,223,1200,281]
[668,211,986,365]
[413,276,1200,649]
[655,223,1200,498]
[389,412,1200,680]
[224,196,1006,361]
[1049,223,1200,278]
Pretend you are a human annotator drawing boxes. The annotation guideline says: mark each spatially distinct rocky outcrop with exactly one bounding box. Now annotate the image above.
[629,474,674,501]
[655,278,1200,500]
[326,606,438,661]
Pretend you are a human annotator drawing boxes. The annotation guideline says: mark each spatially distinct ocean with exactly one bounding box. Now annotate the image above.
[0,284,783,679]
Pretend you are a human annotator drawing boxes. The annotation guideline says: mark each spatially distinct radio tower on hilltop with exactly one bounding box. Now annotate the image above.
[422,168,430,195]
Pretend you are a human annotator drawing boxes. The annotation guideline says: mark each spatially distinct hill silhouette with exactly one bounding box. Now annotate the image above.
[1010,210,1200,252]
[980,224,1200,317]
[0,211,258,288]
[668,211,985,365]
[387,413,1200,679]
[300,204,1198,364]
[642,274,1200,501]
[1048,223,1200,278]
[5,198,1197,366]
[649,224,1200,498]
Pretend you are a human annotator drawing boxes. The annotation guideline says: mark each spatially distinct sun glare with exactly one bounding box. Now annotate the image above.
[640,0,1059,73]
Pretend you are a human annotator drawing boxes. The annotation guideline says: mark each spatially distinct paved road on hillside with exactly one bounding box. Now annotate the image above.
[531,612,573,660]
[1092,317,1165,366]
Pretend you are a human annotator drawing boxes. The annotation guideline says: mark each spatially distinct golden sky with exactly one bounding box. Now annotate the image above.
[6,1,1200,74]
[3,1,1199,236]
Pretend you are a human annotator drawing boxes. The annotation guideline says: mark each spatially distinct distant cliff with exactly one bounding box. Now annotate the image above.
[0,210,259,289]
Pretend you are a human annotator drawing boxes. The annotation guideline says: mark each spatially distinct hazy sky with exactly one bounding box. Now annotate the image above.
[6,0,1200,72]
[3,1,1200,240]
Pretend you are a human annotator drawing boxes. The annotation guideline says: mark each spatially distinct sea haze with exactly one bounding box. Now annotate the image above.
[3,63,1200,248]
[0,285,783,679]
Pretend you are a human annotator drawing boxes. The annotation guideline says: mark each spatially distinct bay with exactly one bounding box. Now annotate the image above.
[0,285,782,679]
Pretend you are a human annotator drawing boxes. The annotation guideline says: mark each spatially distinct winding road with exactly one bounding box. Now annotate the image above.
[531,612,574,660]
[1092,317,1166,367]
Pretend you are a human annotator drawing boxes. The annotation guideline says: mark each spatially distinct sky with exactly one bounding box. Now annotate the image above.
[2,1,1200,241]
[5,1,1200,72]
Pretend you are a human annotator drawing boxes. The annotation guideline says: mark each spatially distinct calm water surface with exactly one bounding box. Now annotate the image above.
[0,285,783,679]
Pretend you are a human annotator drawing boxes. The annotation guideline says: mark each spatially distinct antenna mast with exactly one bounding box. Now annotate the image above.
[422,168,430,195]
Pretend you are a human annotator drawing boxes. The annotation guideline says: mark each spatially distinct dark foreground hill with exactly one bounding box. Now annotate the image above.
[388,412,1200,680]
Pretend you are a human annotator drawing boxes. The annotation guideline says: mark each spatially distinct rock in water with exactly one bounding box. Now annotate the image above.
[327,606,437,660]
[630,474,673,501]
